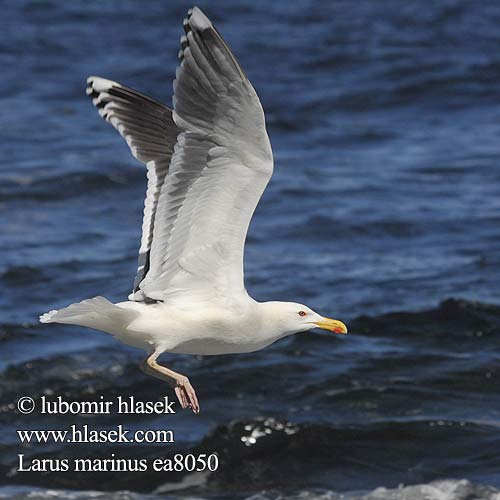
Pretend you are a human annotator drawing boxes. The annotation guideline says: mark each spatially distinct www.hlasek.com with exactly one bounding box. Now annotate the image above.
[16,395,219,473]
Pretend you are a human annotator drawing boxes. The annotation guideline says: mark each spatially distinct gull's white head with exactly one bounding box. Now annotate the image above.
[261,301,348,338]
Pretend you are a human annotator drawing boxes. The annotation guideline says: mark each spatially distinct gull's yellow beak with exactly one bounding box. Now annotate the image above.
[314,318,348,335]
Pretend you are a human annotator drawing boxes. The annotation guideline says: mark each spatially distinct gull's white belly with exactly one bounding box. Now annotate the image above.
[169,336,274,355]
[115,300,276,355]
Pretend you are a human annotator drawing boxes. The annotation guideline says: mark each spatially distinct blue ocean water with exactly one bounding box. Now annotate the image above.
[1,0,500,497]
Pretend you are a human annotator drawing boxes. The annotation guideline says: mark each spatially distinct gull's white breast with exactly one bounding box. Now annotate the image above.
[116,298,277,356]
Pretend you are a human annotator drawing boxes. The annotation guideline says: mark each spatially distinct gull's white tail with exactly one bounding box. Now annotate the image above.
[40,296,137,335]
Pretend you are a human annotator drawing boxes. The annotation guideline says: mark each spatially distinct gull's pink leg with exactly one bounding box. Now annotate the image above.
[140,352,200,414]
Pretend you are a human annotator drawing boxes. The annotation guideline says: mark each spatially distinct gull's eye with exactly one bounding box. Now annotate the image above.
[298,311,307,317]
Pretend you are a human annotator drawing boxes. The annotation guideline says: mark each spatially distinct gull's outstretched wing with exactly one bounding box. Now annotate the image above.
[86,77,179,299]
[139,7,273,302]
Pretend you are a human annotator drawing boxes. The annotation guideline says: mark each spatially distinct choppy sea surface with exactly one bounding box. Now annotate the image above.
[1,0,500,498]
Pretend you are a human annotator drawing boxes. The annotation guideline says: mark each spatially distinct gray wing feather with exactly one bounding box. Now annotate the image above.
[86,77,179,299]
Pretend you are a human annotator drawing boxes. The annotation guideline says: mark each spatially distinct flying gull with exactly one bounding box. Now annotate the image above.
[40,7,347,413]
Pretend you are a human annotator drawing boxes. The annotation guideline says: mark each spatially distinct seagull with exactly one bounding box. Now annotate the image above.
[40,7,347,413]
